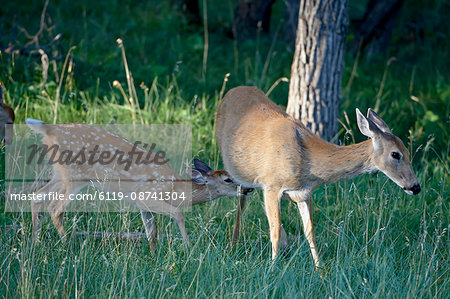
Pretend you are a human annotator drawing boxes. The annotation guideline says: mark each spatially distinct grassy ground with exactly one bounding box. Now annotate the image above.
[1,0,448,297]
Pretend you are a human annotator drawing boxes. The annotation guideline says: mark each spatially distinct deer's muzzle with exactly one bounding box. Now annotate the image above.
[404,184,421,195]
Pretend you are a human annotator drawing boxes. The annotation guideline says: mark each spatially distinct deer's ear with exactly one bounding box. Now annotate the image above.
[356,108,381,138]
[367,108,391,134]
[193,158,213,174]
[185,167,207,184]
[356,108,373,138]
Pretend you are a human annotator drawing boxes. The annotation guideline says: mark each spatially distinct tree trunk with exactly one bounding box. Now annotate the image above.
[287,0,348,141]
[233,0,276,40]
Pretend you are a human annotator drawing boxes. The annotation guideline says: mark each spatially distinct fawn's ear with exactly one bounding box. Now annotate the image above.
[367,108,391,134]
[193,158,213,174]
[356,108,381,138]
[185,167,207,184]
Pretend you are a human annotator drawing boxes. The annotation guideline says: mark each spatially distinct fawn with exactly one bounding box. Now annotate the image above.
[26,118,244,248]
[216,86,421,267]
[0,87,15,145]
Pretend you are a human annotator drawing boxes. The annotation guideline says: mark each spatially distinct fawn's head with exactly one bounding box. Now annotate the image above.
[186,158,251,197]
[356,108,421,195]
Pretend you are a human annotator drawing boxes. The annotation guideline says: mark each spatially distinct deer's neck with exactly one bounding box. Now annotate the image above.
[309,139,376,186]
[188,184,216,206]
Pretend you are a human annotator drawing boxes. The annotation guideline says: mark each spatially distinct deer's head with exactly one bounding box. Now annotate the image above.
[186,158,250,197]
[356,108,421,195]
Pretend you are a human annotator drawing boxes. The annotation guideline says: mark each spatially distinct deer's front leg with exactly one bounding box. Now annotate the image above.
[264,187,282,260]
[293,193,320,268]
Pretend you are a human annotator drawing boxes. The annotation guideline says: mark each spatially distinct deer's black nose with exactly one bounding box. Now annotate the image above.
[411,184,421,195]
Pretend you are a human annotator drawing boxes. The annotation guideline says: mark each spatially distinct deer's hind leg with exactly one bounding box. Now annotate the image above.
[264,187,283,260]
[233,192,288,248]
[47,181,86,239]
[32,177,63,241]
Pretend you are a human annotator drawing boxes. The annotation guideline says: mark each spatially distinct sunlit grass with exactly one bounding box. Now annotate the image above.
[1,0,448,297]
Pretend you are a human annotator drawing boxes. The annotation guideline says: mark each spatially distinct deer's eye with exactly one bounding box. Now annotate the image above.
[224,178,233,183]
[391,152,401,160]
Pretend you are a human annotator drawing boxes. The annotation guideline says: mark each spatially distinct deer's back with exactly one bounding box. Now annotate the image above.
[43,124,184,186]
[216,86,311,189]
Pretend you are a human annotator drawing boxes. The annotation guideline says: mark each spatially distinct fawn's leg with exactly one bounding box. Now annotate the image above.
[170,209,189,246]
[32,178,62,241]
[48,183,84,239]
[137,201,189,247]
[264,187,282,260]
[140,211,157,250]
[47,186,69,238]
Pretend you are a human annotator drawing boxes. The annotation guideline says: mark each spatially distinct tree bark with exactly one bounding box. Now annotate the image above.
[233,0,276,40]
[287,0,348,141]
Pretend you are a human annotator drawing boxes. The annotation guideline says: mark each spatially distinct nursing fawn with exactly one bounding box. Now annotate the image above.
[216,86,420,268]
[26,118,243,248]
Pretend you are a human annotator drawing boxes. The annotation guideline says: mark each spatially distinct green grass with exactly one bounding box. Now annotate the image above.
[1,0,448,297]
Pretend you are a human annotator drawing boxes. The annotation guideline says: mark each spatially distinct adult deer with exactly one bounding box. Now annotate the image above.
[216,86,421,268]
[26,118,243,248]
[0,87,15,145]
